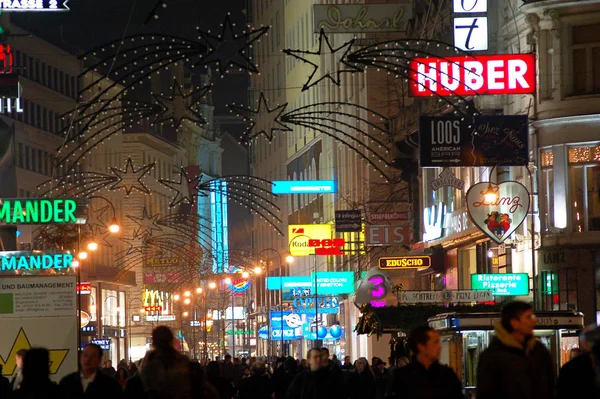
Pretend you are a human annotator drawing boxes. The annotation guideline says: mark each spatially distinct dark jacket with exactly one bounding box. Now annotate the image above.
[347,370,376,399]
[238,375,273,399]
[286,368,345,399]
[557,353,598,399]
[11,381,63,399]
[0,375,9,399]
[476,322,555,399]
[141,348,191,399]
[60,370,123,399]
[389,360,463,399]
[123,375,146,399]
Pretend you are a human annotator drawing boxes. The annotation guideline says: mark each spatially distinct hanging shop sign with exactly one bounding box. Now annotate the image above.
[89,338,111,351]
[0,1,70,11]
[366,225,409,246]
[266,271,354,295]
[309,238,345,256]
[292,296,339,315]
[142,288,164,310]
[227,268,250,293]
[398,290,493,304]
[419,115,529,167]
[423,203,446,242]
[313,4,413,34]
[453,0,488,51]
[288,224,333,256]
[262,311,344,341]
[76,282,91,295]
[79,310,90,328]
[368,212,410,223]
[466,181,530,244]
[378,256,431,270]
[430,169,465,191]
[335,210,362,233]
[354,267,392,308]
[0,199,83,224]
[471,273,530,296]
[0,251,73,271]
[272,180,336,194]
[409,54,536,97]
[145,315,176,322]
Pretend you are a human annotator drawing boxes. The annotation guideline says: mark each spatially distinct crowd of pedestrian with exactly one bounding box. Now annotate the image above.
[1,301,599,399]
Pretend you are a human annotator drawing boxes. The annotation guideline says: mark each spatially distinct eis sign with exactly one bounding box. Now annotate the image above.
[466,181,530,244]
[409,54,536,97]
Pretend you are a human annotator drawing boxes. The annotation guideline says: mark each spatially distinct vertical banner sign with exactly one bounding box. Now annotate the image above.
[408,54,536,97]
[419,115,529,167]
[0,276,77,381]
[466,181,530,244]
[453,0,488,51]
[335,210,362,232]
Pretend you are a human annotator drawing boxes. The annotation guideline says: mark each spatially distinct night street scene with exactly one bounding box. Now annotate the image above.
[0,0,599,398]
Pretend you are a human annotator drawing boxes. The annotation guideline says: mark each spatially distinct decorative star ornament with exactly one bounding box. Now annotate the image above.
[152,79,210,130]
[127,208,163,237]
[110,158,155,195]
[120,229,149,256]
[229,92,291,143]
[197,14,269,75]
[159,168,202,207]
[283,29,362,91]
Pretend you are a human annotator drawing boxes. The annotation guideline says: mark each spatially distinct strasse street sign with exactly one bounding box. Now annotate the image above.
[419,115,528,167]
[335,210,362,232]
[398,290,493,304]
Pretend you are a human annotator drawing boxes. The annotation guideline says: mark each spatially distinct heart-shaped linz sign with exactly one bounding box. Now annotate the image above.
[466,181,530,244]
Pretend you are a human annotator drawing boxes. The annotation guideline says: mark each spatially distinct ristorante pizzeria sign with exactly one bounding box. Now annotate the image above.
[0,199,82,224]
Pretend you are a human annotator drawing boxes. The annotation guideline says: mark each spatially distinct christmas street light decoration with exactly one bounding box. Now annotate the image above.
[283,29,361,91]
[144,0,167,25]
[110,158,156,196]
[159,167,203,207]
[228,93,291,143]
[127,208,163,237]
[151,79,210,130]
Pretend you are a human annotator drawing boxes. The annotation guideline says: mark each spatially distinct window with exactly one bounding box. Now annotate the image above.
[541,150,554,231]
[48,111,54,133]
[17,142,23,168]
[37,149,43,174]
[41,63,46,86]
[24,145,30,170]
[54,69,59,91]
[44,152,48,175]
[35,60,40,82]
[572,23,600,95]
[541,269,578,312]
[29,102,35,125]
[71,76,76,98]
[27,57,33,79]
[48,67,53,89]
[42,108,47,131]
[36,105,41,128]
[59,71,64,93]
[65,75,70,97]
[568,144,600,232]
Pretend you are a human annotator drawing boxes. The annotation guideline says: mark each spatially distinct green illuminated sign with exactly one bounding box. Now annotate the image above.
[226,329,255,335]
[471,273,530,296]
[0,199,79,224]
[0,251,73,271]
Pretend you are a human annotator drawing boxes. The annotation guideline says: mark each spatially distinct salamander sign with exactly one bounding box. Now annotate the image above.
[0,199,83,224]
[0,251,74,271]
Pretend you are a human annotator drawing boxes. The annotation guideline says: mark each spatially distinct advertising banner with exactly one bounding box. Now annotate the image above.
[260,311,344,341]
[288,224,333,256]
[471,273,530,296]
[409,54,536,97]
[335,210,362,233]
[419,115,529,167]
[365,225,410,246]
[266,272,354,295]
[313,4,413,33]
[0,276,77,381]
[272,180,336,194]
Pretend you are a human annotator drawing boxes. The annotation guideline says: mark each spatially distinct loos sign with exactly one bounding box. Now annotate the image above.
[289,225,333,256]
[409,54,536,97]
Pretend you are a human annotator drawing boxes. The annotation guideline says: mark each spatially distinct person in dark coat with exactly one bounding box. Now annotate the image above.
[286,348,345,399]
[347,358,376,399]
[388,326,463,399]
[476,301,555,399]
[0,365,10,399]
[205,361,236,399]
[60,344,123,399]
[11,348,63,399]
[557,325,599,399]
[273,357,297,399]
[238,362,273,399]
[373,360,390,399]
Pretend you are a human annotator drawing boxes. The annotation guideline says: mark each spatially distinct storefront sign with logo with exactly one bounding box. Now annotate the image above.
[272,180,336,194]
[445,208,473,237]
[366,225,409,246]
[143,271,180,285]
[227,268,250,293]
[378,256,431,270]
[292,296,339,314]
[354,267,392,308]
[309,238,345,256]
[471,273,530,296]
[368,212,410,223]
[289,224,333,256]
[143,288,164,309]
[79,310,90,328]
[419,115,529,167]
[0,1,70,11]
[453,0,488,51]
[430,169,464,191]
[0,251,73,271]
[423,203,445,242]
[409,54,536,97]
[466,181,530,244]
[313,4,413,33]
[90,338,111,351]
[335,210,362,233]
[0,199,80,224]
[399,290,493,304]
[77,282,91,295]
[266,271,354,295]
[146,315,176,322]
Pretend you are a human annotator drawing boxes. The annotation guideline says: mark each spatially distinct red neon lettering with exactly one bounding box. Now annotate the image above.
[0,45,13,73]
[409,54,535,97]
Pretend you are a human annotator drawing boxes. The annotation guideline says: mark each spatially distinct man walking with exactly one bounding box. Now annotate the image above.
[476,301,555,399]
[286,348,344,399]
[388,325,463,399]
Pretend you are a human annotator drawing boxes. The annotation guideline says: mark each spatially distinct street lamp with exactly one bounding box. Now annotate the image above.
[108,217,120,233]
[78,251,88,260]
[209,282,217,289]
[87,241,99,251]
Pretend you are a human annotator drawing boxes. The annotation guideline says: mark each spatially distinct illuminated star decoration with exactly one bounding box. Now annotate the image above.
[109,158,155,196]
[197,14,269,75]
[151,80,210,130]
[159,168,202,207]
[127,208,163,237]
[120,229,149,256]
[283,29,362,91]
[229,92,291,143]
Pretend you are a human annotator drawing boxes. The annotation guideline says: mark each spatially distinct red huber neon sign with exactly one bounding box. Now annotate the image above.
[309,238,345,256]
[409,54,535,97]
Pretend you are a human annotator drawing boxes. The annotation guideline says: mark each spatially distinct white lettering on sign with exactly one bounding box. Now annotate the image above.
[454,17,488,51]
[365,225,409,246]
[399,290,493,304]
[453,0,487,13]
[423,203,445,242]
[409,54,536,97]
[0,97,23,114]
[444,208,472,236]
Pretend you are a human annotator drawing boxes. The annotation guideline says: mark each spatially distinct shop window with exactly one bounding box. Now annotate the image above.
[568,144,600,232]
[541,150,554,231]
[571,23,600,95]
[541,269,577,311]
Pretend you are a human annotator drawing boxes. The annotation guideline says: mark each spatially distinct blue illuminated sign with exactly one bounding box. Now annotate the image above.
[0,251,73,271]
[266,272,354,295]
[258,311,344,341]
[272,180,336,194]
[207,180,228,273]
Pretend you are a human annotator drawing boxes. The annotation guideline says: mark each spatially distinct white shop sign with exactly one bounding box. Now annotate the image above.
[398,290,493,304]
